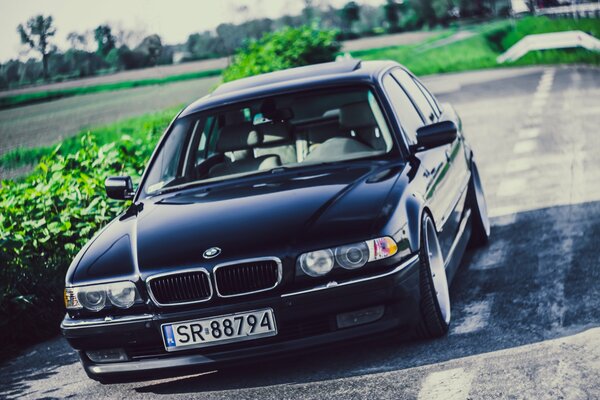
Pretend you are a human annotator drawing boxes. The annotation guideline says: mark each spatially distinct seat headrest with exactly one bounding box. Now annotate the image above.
[217,122,263,152]
[258,121,292,145]
[339,102,377,129]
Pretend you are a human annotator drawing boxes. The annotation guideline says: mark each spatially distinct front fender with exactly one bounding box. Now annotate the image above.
[404,191,425,252]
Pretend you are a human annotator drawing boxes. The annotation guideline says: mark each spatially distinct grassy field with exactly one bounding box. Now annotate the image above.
[0,106,180,176]
[0,69,221,110]
[0,75,220,173]
[351,17,600,76]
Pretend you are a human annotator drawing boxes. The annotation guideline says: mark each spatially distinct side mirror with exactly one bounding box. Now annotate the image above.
[105,176,135,200]
[412,120,458,151]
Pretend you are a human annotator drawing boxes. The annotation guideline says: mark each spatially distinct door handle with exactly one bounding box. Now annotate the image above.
[445,149,451,161]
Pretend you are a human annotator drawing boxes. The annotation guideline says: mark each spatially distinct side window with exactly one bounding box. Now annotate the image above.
[382,74,423,145]
[413,77,442,116]
[392,69,438,124]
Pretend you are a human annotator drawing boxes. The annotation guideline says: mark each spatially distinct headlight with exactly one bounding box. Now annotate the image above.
[298,236,401,277]
[335,242,369,269]
[80,289,106,311]
[107,281,138,308]
[298,249,335,277]
[64,281,141,312]
[366,237,399,261]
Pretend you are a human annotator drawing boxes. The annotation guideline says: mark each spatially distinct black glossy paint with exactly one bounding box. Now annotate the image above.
[62,60,479,381]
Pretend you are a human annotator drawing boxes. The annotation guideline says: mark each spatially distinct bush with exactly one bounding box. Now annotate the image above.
[222,25,341,82]
[0,130,162,354]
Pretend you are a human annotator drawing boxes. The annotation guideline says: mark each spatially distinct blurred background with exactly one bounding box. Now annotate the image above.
[0,1,599,398]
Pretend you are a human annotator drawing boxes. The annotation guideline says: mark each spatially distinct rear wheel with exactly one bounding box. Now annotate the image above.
[467,160,490,248]
[415,213,451,339]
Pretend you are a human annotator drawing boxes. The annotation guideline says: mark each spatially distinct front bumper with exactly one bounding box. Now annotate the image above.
[62,254,420,382]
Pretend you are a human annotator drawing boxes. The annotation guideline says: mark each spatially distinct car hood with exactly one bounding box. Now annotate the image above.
[68,162,405,283]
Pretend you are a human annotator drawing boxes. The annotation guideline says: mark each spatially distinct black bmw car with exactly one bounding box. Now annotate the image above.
[61,59,490,383]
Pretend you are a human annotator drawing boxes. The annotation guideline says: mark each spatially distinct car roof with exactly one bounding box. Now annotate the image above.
[179,59,400,118]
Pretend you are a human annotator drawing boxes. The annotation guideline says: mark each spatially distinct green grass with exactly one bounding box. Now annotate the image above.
[0,106,181,172]
[0,69,222,110]
[351,17,600,76]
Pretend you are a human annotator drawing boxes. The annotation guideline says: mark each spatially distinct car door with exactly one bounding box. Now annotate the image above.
[412,73,471,263]
[388,68,465,259]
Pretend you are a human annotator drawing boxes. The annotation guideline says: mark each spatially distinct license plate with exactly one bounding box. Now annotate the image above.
[161,308,277,352]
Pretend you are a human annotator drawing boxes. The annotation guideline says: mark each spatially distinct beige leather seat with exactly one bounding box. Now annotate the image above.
[209,122,282,178]
[254,121,296,164]
[339,102,387,152]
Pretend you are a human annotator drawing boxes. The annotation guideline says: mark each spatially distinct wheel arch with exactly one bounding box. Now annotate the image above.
[404,192,435,253]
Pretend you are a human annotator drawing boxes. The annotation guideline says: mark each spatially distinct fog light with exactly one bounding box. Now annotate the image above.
[85,348,128,363]
[336,305,385,329]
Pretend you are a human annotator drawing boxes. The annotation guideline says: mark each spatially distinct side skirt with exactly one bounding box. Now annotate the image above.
[444,209,472,284]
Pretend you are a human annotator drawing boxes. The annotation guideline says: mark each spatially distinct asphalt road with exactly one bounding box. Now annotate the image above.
[0,76,220,157]
[1,65,599,399]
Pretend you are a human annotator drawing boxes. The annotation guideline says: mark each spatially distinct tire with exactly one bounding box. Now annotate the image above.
[414,213,451,339]
[467,160,490,248]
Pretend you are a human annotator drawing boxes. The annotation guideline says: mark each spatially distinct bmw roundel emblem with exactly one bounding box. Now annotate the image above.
[203,247,221,259]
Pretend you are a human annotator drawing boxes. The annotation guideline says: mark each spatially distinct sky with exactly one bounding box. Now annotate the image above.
[0,0,385,62]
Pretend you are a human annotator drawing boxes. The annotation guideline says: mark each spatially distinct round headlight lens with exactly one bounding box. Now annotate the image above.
[299,249,335,277]
[335,242,369,270]
[78,290,106,312]
[107,281,137,309]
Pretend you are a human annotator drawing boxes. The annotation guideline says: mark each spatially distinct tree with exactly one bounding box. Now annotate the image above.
[3,60,21,84]
[459,0,487,17]
[384,0,401,32]
[340,1,361,34]
[135,34,163,66]
[216,23,246,56]
[432,0,456,22]
[186,32,221,60]
[94,25,116,57]
[67,31,89,50]
[410,0,437,26]
[302,0,316,24]
[16,15,56,80]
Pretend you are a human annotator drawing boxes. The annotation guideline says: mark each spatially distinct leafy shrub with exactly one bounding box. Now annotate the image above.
[222,25,341,82]
[484,25,512,53]
[0,130,162,354]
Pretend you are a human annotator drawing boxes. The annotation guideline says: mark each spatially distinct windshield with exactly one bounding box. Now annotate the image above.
[141,86,396,196]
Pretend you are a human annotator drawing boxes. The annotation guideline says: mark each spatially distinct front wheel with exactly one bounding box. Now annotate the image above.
[414,213,451,339]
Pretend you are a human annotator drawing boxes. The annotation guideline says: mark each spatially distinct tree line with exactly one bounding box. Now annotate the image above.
[1,0,556,90]
[1,17,169,90]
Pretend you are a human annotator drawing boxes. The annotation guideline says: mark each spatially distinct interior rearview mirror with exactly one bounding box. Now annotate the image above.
[412,120,458,151]
[105,176,134,200]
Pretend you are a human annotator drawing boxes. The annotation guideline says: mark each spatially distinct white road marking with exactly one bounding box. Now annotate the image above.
[513,140,538,154]
[528,107,543,118]
[531,98,547,109]
[497,177,527,197]
[452,298,493,334]
[574,105,600,117]
[418,368,474,400]
[488,204,526,218]
[505,158,532,173]
[525,116,543,126]
[537,81,553,90]
[491,213,517,226]
[518,128,540,139]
